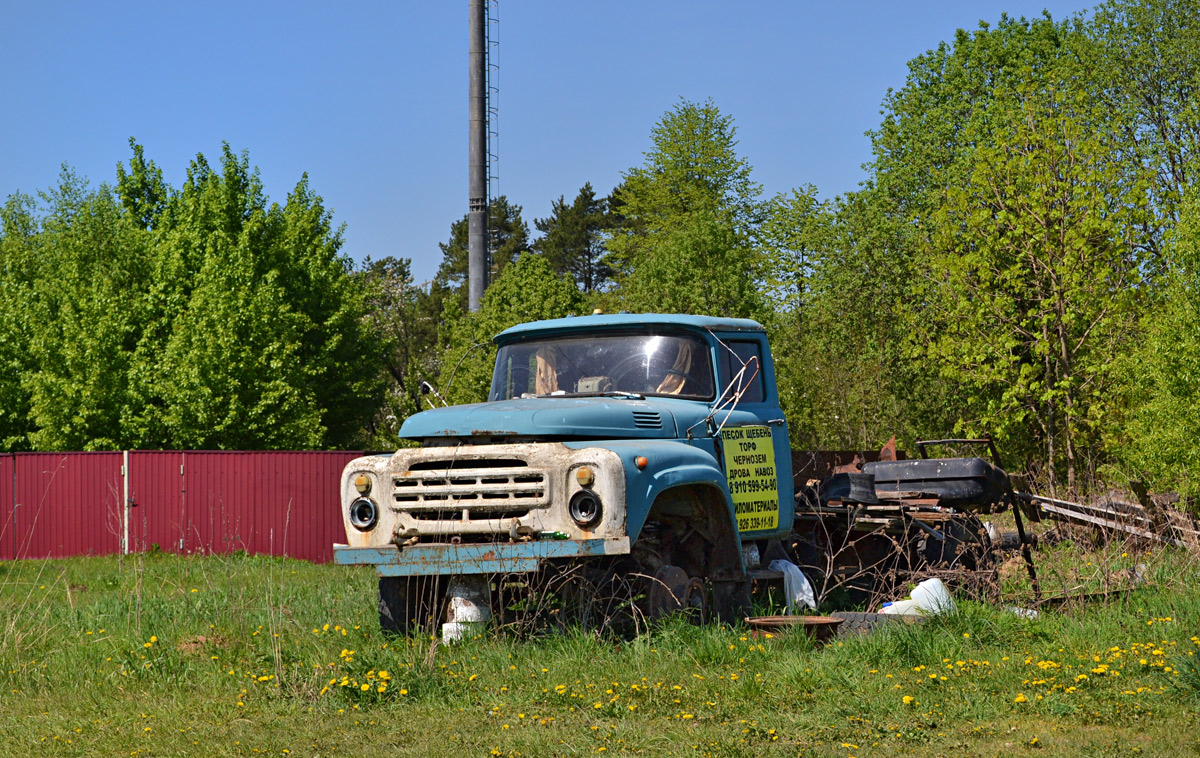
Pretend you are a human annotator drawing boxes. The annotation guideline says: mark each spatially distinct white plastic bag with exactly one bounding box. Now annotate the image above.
[768,559,817,614]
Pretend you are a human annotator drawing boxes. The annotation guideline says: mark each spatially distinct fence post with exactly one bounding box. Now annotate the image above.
[122,450,130,555]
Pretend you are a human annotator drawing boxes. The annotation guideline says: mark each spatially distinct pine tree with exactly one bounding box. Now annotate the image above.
[533,183,613,293]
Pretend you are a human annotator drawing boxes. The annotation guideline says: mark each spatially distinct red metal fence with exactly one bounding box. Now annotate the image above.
[14,452,124,560]
[2,450,363,563]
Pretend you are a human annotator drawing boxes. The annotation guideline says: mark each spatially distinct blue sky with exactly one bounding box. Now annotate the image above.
[2,1,1092,284]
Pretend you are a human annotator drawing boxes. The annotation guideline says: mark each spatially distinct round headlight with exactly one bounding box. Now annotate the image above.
[568,491,602,528]
[349,498,378,531]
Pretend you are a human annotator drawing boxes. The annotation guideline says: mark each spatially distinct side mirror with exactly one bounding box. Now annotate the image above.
[419,380,449,408]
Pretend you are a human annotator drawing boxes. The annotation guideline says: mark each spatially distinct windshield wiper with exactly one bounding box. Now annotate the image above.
[528,390,645,400]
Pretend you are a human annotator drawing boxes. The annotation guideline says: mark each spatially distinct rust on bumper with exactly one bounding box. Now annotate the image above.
[333,537,630,577]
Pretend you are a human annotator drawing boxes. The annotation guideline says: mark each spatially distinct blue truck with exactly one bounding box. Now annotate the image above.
[334,312,1017,633]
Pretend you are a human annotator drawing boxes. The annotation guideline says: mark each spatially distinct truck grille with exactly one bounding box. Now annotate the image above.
[392,458,550,511]
[409,508,531,522]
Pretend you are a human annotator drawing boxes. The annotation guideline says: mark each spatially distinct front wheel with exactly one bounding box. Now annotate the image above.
[712,579,752,624]
[378,576,447,636]
[645,565,708,623]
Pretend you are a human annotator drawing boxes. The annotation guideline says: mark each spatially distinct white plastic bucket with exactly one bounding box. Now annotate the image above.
[442,576,492,643]
[448,594,488,623]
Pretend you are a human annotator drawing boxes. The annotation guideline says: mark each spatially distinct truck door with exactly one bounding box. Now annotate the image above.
[713,335,794,541]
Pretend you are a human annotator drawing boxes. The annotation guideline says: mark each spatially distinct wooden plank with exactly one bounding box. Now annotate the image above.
[851,517,898,526]
[1035,502,1179,546]
[748,569,785,581]
[1165,511,1200,548]
[904,511,957,522]
[1021,492,1153,524]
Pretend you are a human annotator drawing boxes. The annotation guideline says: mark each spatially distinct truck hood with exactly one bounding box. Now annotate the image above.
[399,397,683,440]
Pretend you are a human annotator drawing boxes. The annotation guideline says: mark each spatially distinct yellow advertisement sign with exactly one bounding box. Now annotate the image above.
[722,425,779,532]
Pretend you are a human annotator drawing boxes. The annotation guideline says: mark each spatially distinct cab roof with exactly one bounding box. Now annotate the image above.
[495,313,765,343]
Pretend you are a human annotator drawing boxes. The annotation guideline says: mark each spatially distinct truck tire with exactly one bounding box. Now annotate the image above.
[378,576,447,636]
[831,611,920,636]
[645,565,707,623]
[712,579,753,624]
[920,515,992,571]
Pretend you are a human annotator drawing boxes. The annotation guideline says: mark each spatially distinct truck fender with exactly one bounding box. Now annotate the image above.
[567,440,745,577]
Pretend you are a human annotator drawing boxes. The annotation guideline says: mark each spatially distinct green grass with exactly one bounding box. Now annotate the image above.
[1,543,1198,757]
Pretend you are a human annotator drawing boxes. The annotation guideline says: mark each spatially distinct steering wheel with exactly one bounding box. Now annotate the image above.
[610,353,679,393]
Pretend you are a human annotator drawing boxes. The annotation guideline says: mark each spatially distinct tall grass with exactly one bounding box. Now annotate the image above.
[1,541,1198,756]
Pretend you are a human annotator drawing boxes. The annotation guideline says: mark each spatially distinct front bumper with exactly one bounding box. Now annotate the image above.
[333,537,631,577]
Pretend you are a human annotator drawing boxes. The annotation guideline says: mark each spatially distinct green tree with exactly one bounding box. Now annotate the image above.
[1117,192,1200,497]
[356,255,442,447]
[115,136,170,230]
[758,187,822,314]
[608,99,765,318]
[151,242,327,448]
[804,12,1133,468]
[533,183,613,293]
[922,78,1149,491]
[0,192,40,450]
[617,209,765,317]
[18,168,154,451]
[439,254,585,406]
[775,187,951,450]
[1089,0,1200,248]
[433,195,531,311]
[0,142,386,451]
[869,13,1086,228]
[127,145,384,449]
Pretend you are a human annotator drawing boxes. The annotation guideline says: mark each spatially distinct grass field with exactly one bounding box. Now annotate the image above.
[1,539,1198,757]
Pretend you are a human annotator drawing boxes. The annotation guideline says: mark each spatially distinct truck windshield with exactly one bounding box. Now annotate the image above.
[490,333,715,401]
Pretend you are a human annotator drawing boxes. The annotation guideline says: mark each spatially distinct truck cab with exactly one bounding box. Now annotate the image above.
[334,313,794,630]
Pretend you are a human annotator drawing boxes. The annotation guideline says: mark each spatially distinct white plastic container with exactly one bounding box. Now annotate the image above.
[879,598,923,616]
[910,578,955,615]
